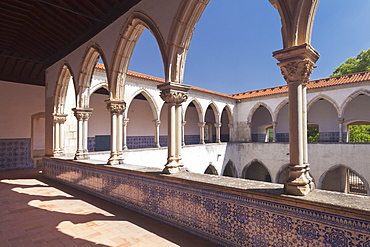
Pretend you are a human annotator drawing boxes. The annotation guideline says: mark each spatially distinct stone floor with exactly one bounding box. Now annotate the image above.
[0,168,216,247]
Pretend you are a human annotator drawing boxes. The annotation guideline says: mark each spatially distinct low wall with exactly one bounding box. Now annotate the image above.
[43,157,370,246]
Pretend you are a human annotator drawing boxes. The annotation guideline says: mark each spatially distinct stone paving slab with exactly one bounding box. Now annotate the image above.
[0,168,215,247]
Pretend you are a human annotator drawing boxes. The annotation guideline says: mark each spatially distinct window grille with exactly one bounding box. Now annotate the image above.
[348,170,367,195]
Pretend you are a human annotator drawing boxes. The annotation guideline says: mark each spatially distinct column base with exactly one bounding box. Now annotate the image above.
[162,159,188,174]
[74,150,89,160]
[284,164,313,196]
[284,183,311,196]
[53,150,64,157]
[107,152,124,165]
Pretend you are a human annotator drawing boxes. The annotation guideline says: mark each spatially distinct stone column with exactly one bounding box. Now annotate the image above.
[198,122,206,144]
[273,44,319,196]
[182,121,186,146]
[105,100,125,165]
[123,118,129,150]
[52,114,67,157]
[153,119,161,148]
[247,121,253,142]
[338,118,345,142]
[271,121,278,143]
[73,108,92,160]
[158,82,190,174]
[228,123,233,142]
[214,123,221,143]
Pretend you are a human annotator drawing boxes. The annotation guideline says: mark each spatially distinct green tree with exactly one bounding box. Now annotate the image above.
[331,49,370,77]
[349,125,370,143]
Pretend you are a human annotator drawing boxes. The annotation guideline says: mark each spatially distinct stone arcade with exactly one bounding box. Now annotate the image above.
[1,0,370,246]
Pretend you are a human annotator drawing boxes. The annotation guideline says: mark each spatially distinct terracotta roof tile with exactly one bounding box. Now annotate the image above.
[95,63,370,100]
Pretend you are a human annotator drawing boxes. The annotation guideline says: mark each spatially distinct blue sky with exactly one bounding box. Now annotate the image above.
[128,1,370,95]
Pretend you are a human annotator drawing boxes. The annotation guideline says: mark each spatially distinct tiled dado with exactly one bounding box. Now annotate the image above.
[43,158,370,247]
[0,138,33,171]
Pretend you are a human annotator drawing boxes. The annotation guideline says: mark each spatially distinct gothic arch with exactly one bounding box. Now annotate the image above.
[126,89,159,120]
[242,159,272,182]
[54,62,76,114]
[248,102,273,122]
[90,82,109,96]
[110,11,167,100]
[273,98,289,121]
[77,42,109,108]
[222,160,238,178]
[340,89,370,118]
[165,0,210,83]
[221,104,233,124]
[319,164,369,195]
[183,98,203,122]
[276,164,290,184]
[204,164,218,175]
[205,102,220,123]
[307,94,339,115]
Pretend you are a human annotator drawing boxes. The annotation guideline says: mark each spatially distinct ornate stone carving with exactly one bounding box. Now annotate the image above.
[160,90,188,104]
[53,114,67,124]
[280,59,316,84]
[105,100,125,115]
[72,108,92,121]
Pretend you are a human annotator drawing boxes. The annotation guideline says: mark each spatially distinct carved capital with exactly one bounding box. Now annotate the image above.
[53,114,67,124]
[152,119,161,127]
[280,59,316,84]
[338,118,345,124]
[158,82,190,104]
[214,123,221,128]
[72,108,92,121]
[198,122,206,128]
[105,100,125,115]
[271,121,278,127]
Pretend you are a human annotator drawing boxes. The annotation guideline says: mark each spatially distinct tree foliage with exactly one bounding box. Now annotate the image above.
[349,125,370,143]
[331,49,370,77]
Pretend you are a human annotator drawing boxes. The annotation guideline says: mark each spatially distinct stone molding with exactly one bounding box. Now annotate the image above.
[52,114,67,124]
[158,82,190,104]
[72,108,93,121]
[105,100,126,115]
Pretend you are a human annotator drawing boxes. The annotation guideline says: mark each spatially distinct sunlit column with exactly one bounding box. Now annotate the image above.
[214,123,221,143]
[273,44,319,196]
[198,122,206,144]
[228,123,233,142]
[182,121,186,146]
[106,100,125,165]
[123,118,129,150]
[73,108,92,160]
[158,82,190,174]
[153,119,161,148]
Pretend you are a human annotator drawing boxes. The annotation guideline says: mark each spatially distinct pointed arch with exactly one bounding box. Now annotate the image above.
[206,101,220,123]
[276,164,290,184]
[126,89,159,120]
[110,11,167,100]
[273,98,289,122]
[248,102,273,122]
[340,89,370,118]
[204,164,218,175]
[319,164,369,195]
[221,104,233,124]
[242,159,272,182]
[184,98,203,122]
[222,160,237,178]
[77,42,109,108]
[166,0,210,83]
[308,94,339,115]
[54,62,76,114]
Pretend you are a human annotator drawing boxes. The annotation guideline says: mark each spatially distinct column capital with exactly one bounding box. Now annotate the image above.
[273,44,319,84]
[52,114,68,124]
[271,121,278,127]
[105,100,126,115]
[152,119,161,127]
[247,121,253,128]
[214,123,221,128]
[338,117,345,124]
[72,108,93,121]
[158,82,190,104]
[198,122,206,128]
[228,123,233,129]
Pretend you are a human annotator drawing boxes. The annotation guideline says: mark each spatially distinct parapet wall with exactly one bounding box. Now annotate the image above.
[43,157,370,246]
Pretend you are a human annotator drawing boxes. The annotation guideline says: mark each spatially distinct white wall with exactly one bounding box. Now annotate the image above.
[89,93,110,137]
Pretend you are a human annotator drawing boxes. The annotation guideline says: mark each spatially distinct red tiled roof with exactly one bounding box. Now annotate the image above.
[95,63,370,100]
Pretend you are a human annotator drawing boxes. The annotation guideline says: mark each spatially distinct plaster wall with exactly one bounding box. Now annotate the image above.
[88,93,110,137]
[127,99,155,136]
[0,81,44,138]
[343,94,370,124]
[308,99,338,132]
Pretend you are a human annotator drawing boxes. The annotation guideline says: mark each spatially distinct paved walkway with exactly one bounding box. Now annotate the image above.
[0,168,216,247]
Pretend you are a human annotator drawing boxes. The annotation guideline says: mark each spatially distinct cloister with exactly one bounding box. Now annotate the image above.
[1,0,370,246]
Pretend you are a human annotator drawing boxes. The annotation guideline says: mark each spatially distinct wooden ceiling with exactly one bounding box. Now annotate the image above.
[0,0,142,86]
